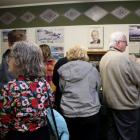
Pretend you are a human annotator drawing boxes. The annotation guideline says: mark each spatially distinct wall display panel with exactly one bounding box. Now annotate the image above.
[129,25,140,54]
[36,28,64,44]
[0,24,140,62]
[36,27,65,60]
[129,25,140,42]
[0,1,140,62]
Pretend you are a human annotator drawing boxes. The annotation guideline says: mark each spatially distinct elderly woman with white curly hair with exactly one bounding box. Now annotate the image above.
[58,45,101,140]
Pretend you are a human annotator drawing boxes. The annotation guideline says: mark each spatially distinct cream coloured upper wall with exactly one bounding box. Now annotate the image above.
[0,24,135,62]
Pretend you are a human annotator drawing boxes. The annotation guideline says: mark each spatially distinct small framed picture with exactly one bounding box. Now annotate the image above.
[129,25,140,42]
[88,26,104,49]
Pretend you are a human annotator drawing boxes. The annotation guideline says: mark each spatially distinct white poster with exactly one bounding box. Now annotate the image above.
[36,27,65,60]
[36,28,64,44]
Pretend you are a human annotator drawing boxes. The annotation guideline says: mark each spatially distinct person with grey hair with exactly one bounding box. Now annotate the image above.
[58,45,101,140]
[0,41,54,140]
[99,31,140,140]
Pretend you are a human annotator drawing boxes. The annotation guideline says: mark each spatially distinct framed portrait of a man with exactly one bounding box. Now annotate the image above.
[88,27,104,49]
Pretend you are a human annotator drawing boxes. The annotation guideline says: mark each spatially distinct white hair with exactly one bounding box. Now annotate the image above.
[11,41,45,77]
[109,31,127,48]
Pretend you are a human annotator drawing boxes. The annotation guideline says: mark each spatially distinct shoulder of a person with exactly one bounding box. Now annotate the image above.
[2,49,10,58]
[57,57,68,65]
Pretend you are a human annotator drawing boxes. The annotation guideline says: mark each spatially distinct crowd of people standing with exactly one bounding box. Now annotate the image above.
[0,30,140,140]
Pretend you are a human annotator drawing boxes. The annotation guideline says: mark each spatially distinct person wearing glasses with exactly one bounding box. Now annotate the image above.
[99,31,140,140]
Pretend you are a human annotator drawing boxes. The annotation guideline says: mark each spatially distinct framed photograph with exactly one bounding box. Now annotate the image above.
[129,25,140,42]
[88,26,104,49]
[36,28,64,44]
[51,46,64,60]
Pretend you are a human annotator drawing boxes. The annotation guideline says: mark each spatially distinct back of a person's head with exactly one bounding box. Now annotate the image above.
[39,44,51,61]
[11,41,45,77]
[8,30,26,47]
[109,31,127,48]
[66,45,89,61]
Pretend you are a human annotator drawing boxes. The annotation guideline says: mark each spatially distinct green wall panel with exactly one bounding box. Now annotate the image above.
[0,1,140,29]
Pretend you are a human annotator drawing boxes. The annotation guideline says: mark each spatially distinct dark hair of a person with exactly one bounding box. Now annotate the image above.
[39,44,52,62]
[8,30,26,46]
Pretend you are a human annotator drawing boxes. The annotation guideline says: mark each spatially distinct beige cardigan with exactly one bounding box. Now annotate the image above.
[99,49,140,110]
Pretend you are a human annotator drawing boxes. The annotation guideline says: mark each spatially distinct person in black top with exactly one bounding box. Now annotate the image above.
[52,57,68,113]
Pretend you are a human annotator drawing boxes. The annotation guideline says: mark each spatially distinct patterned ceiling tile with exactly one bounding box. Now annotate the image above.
[111,6,130,19]
[40,9,59,23]
[0,12,16,25]
[84,5,108,22]
[135,8,140,17]
[64,8,81,21]
[20,12,35,23]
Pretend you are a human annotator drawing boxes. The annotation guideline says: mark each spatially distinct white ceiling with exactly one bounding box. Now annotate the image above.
[0,0,135,8]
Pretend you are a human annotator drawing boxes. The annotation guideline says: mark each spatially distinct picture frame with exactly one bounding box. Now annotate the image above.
[88,26,104,49]
[36,28,64,44]
[129,25,140,42]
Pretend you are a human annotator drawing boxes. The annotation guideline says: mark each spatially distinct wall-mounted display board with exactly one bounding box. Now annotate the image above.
[36,28,65,60]
[0,24,140,62]
[129,25,140,55]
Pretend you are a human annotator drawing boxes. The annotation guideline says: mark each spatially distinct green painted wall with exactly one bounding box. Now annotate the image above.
[0,1,140,29]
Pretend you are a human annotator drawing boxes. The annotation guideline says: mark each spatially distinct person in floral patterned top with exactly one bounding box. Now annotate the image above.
[0,41,54,140]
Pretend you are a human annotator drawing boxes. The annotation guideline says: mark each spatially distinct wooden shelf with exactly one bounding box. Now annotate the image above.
[87,50,107,71]
[87,50,107,61]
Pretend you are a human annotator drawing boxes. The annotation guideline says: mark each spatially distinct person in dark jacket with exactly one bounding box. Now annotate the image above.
[52,57,68,113]
[0,30,26,86]
[0,49,13,87]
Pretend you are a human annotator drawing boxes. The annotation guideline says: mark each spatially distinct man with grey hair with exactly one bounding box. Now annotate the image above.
[99,31,140,140]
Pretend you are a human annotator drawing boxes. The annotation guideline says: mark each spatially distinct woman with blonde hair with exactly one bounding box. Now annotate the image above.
[58,45,101,140]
